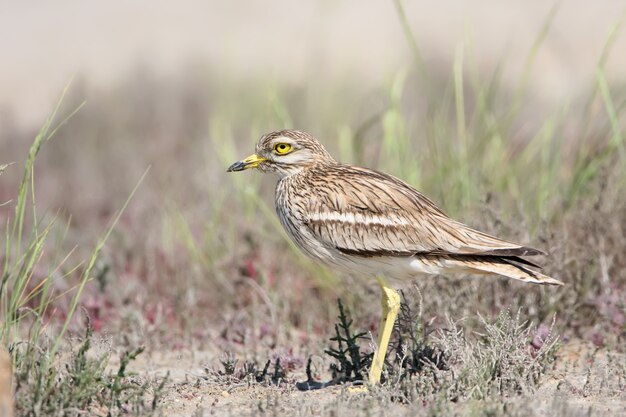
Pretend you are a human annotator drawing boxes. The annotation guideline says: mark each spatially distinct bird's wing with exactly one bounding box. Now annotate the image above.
[302,165,544,259]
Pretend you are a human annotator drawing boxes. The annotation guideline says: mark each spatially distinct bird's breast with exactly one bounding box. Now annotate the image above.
[275,179,339,265]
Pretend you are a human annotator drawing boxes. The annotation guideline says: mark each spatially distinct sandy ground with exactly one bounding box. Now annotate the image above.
[112,341,626,416]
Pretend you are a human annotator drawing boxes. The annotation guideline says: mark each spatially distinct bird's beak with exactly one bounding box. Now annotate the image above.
[226,154,267,172]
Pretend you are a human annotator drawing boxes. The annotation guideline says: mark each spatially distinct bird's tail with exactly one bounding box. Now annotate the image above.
[438,255,564,286]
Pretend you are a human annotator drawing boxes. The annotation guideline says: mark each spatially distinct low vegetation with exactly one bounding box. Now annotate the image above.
[1,93,165,416]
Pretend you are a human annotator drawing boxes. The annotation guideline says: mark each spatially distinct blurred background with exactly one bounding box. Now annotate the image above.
[1,0,625,350]
[2,1,625,127]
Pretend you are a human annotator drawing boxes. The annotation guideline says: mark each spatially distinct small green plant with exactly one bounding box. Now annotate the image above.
[296,299,371,390]
[324,299,370,384]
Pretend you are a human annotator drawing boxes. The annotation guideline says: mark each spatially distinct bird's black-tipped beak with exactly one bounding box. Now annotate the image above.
[226,154,267,172]
[226,161,246,172]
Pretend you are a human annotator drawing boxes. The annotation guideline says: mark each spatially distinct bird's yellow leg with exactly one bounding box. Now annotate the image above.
[368,275,401,385]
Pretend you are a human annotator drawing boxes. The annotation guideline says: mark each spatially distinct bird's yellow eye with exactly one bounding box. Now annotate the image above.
[274,143,292,155]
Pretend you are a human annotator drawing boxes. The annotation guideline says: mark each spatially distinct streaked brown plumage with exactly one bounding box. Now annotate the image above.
[227,129,562,385]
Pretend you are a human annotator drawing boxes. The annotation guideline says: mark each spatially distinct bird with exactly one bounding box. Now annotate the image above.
[227,129,563,386]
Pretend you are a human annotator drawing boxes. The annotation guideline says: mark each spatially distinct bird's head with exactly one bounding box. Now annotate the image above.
[227,129,335,178]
